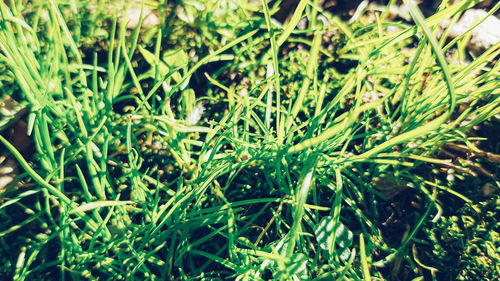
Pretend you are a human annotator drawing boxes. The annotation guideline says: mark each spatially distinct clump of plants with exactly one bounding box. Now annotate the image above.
[0,0,499,280]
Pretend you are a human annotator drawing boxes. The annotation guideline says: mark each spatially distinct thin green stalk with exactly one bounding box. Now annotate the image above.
[284,21,323,133]
[285,154,318,258]
[0,135,98,231]
[261,0,281,142]
[360,233,371,281]
[276,0,308,47]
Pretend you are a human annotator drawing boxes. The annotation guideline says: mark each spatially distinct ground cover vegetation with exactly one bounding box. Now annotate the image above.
[0,0,499,280]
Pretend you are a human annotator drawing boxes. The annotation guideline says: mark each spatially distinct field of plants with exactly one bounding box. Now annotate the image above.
[0,0,499,280]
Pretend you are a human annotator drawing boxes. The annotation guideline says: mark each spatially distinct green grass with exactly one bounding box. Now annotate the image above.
[0,0,499,280]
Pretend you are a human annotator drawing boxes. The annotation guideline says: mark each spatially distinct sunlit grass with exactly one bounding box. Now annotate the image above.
[0,0,499,280]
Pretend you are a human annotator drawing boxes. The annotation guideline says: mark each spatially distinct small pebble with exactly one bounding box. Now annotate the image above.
[441,9,500,55]
[481,182,497,197]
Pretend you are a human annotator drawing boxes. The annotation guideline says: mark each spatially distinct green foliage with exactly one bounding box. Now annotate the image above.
[315,217,354,261]
[0,0,499,280]
[426,195,499,280]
